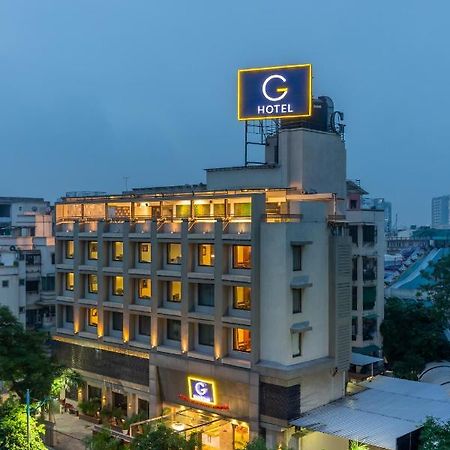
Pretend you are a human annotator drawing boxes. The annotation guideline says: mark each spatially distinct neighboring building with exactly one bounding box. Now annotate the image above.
[432,195,450,229]
[53,118,353,448]
[347,182,385,357]
[362,197,392,234]
[0,197,55,328]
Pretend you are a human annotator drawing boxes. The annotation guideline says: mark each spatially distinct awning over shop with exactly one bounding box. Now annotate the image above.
[351,352,383,366]
[290,376,450,450]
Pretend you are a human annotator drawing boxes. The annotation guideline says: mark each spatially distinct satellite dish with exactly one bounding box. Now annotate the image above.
[9,245,16,252]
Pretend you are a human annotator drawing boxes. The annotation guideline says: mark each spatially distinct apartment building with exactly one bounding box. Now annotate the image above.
[346,182,385,356]
[431,195,450,229]
[0,197,55,328]
[53,123,352,448]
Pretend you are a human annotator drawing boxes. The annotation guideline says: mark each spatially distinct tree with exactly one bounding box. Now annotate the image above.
[380,298,450,379]
[244,437,290,450]
[131,423,199,450]
[84,428,125,450]
[0,305,62,401]
[349,441,369,450]
[50,367,83,399]
[0,398,47,450]
[420,417,450,450]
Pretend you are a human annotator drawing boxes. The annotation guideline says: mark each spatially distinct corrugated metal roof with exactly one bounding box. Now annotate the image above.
[351,352,383,366]
[291,376,450,450]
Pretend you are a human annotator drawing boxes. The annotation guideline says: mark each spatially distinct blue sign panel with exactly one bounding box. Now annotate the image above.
[238,64,312,121]
[188,377,216,405]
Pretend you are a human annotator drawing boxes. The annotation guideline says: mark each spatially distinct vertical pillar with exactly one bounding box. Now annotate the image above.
[73,222,81,334]
[214,219,224,359]
[97,221,106,340]
[149,365,161,418]
[180,219,189,353]
[150,219,159,347]
[123,221,131,343]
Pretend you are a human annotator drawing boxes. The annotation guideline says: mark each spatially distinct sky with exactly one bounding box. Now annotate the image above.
[0,1,449,226]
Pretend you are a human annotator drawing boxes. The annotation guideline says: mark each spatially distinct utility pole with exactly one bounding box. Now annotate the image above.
[26,389,30,449]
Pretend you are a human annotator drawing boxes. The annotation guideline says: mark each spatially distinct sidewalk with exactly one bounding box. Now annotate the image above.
[50,412,95,450]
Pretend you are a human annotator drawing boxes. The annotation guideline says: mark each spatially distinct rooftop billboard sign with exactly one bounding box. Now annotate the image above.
[237,64,312,121]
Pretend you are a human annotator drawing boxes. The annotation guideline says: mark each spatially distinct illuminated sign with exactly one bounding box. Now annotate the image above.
[188,377,216,405]
[237,64,312,121]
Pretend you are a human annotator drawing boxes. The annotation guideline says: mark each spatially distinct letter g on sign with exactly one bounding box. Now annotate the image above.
[262,74,288,102]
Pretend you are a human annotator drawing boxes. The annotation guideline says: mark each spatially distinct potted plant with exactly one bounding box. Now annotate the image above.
[78,399,101,424]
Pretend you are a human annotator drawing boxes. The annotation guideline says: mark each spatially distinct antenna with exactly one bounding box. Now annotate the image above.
[123,176,130,192]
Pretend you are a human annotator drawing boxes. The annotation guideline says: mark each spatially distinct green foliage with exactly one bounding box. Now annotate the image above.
[349,441,369,450]
[79,398,101,416]
[380,298,450,379]
[244,437,290,450]
[0,305,62,401]
[123,411,147,430]
[84,428,125,450]
[50,368,83,398]
[130,423,200,450]
[420,417,450,450]
[0,398,47,450]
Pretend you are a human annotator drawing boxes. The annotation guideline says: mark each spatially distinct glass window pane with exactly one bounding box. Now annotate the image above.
[138,279,151,299]
[233,286,251,310]
[292,289,302,314]
[138,316,151,336]
[233,328,251,353]
[198,244,214,267]
[65,241,74,259]
[112,312,123,331]
[65,306,73,323]
[88,241,98,260]
[112,242,124,261]
[198,324,214,347]
[139,243,151,263]
[213,203,225,217]
[65,272,74,291]
[88,308,98,327]
[167,243,182,265]
[193,203,211,217]
[167,319,181,341]
[233,246,251,269]
[293,245,302,271]
[198,284,214,307]
[175,204,191,218]
[88,274,98,293]
[168,281,181,302]
[112,276,124,296]
[234,203,251,217]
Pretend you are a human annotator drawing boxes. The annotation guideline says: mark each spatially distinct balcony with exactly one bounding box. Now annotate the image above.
[79,222,98,238]
[56,223,74,237]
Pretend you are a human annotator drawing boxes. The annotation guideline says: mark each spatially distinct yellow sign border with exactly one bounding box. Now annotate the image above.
[237,63,313,121]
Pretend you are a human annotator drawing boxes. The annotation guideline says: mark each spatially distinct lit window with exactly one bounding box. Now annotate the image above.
[233,328,251,353]
[193,203,210,217]
[234,203,251,217]
[138,315,151,336]
[198,324,214,347]
[292,245,302,271]
[292,289,302,314]
[168,281,181,302]
[112,276,124,296]
[88,308,98,327]
[175,204,191,218]
[167,243,182,265]
[233,245,251,269]
[65,240,74,259]
[139,243,151,263]
[112,241,124,261]
[198,284,214,307]
[233,286,251,310]
[198,244,214,267]
[112,312,123,331]
[167,319,181,341]
[65,272,74,291]
[88,241,98,260]
[88,274,98,294]
[138,279,151,299]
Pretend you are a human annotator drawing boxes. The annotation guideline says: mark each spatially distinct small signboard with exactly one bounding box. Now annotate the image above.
[237,64,312,121]
[188,377,216,405]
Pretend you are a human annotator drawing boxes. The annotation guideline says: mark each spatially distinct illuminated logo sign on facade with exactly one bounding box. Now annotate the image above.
[237,64,312,121]
[188,377,216,405]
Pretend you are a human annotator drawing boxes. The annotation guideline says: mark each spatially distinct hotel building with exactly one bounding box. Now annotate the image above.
[53,122,353,448]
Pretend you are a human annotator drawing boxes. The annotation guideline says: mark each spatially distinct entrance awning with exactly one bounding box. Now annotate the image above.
[351,352,383,366]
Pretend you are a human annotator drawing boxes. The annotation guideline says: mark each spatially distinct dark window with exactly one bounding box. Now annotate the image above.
[198,323,214,347]
[363,317,377,341]
[292,245,302,271]
[51,253,55,265]
[41,275,55,291]
[349,199,357,210]
[198,284,214,307]
[66,306,74,323]
[112,312,123,331]
[352,286,358,311]
[2,280,8,288]
[349,225,358,245]
[19,278,25,286]
[0,204,11,217]
[167,319,181,341]
[26,254,41,265]
[363,286,376,310]
[352,257,358,281]
[138,316,151,336]
[363,225,376,245]
[293,289,302,314]
[363,257,377,281]
[138,399,149,419]
[26,280,39,293]
[352,316,358,341]
[293,333,302,357]
[87,385,102,401]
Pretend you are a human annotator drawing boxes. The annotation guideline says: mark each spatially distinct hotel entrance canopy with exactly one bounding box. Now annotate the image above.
[290,376,450,450]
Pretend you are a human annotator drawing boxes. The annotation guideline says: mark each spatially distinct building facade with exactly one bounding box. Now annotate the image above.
[346,183,385,357]
[431,195,450,229]
[0,197,55,328]
[53,125,352,448]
